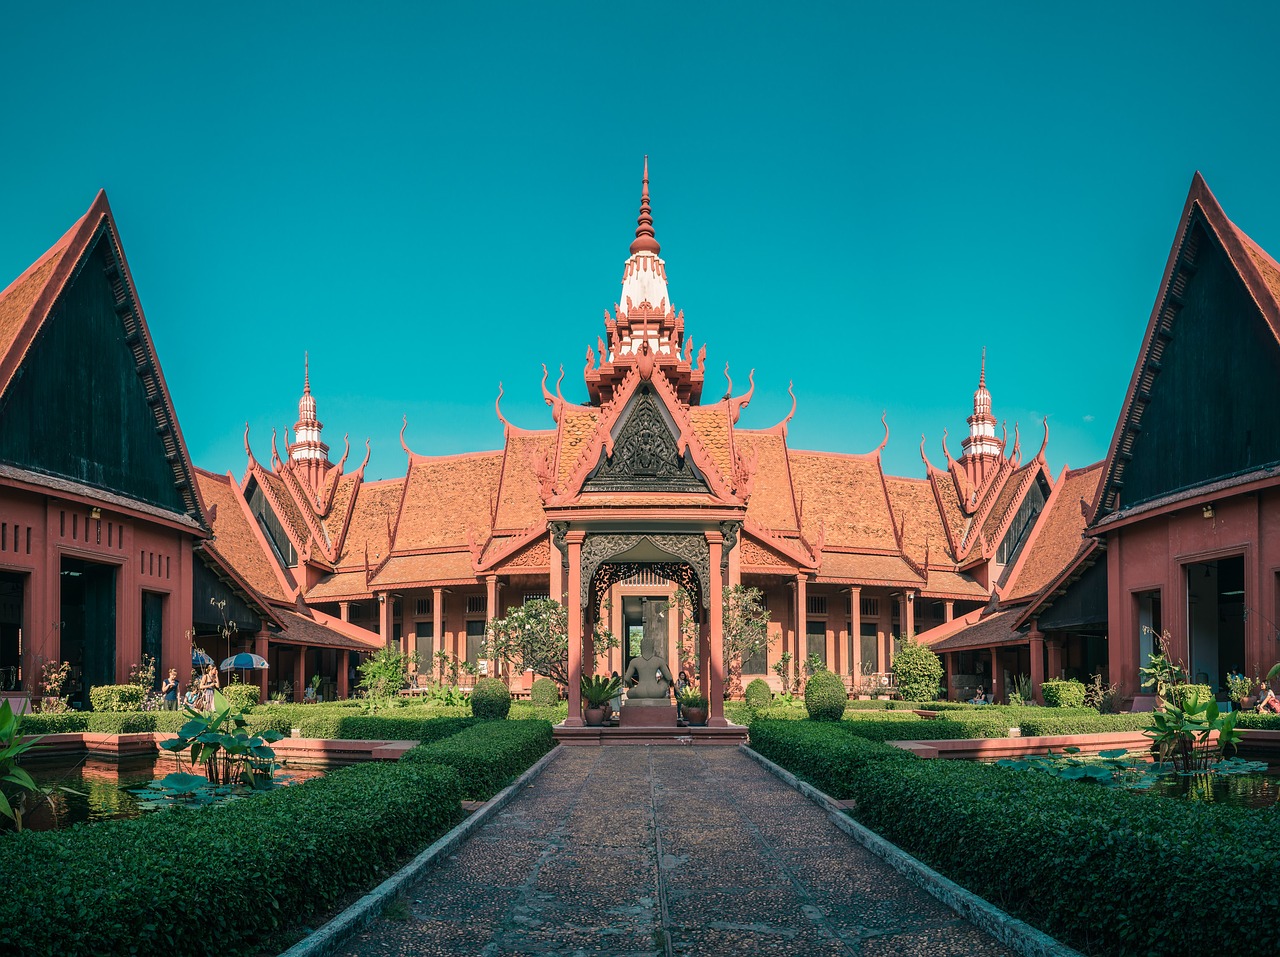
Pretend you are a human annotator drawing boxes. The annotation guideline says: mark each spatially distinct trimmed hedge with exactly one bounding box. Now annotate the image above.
[470,677,512,720]
[1013,712,1151,737]
[847,699,893,710]
[222,683,260,712]
[751,721,1280,957]
[400,719,554,799]
[88,684,145,712]
[529,677,560,706]
[804,671,847,721]
[0,758,463,956]
[744,678,773,712]
[1040,679,1086,708]
[1235,712,1280,730]
[841,715,1006,742]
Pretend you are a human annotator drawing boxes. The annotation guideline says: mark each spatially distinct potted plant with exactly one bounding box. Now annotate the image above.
[581,674,622,727]
[1226,672,1256,711]
[678,687,709,726]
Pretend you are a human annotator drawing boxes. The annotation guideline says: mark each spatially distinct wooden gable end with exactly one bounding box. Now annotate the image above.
[1114,221,1280,512]
[0,229,190,515]
[581,383,711,494]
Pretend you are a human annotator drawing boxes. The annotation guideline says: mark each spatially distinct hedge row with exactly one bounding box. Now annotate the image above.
[750,721,1280,957]
[1013,712,1151,736]
[0,758,463,956]
[400,719,555,799]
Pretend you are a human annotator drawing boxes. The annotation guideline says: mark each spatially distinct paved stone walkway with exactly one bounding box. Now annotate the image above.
[338,747,1013,956]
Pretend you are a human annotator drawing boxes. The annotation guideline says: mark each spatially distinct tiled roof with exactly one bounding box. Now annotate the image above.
[977,460,1037,545]
[256,469,312,551]
[369,552,478,587]
[493,432,554,531]
[737,432,798,532]
[556,407,600,488]
[1242,235,1280,310]
[395,451,502,549]
[274,607,382,651]
[688,406,733,481]
[305,570,373,601]
[922,608,1025,652]
[1004,462,1104,603]
[323,472,361,546]
[885,475,953,564]
[790,452,897,550]
[815,552,923,586]
[571,493,724,507]
[920,568,989,599]
[337,478,404,566]
[929,469,970,551]
[0,245,69,368]
[194,469,290,602]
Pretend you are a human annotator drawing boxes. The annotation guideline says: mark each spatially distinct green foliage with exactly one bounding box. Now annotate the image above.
[469,677,512,720]
[744,678,772,713]
[0,700,44,830]
[676,687,708,709]
[88,684,145,712]
[1168,683,1214,710]
[846,698,893,710]
[485,597,613,688]
[1139,628,1187,699]
[1144,689,1244,773]
[890,637,943,702]
[751,720,1280,957]
[399,719,554,800]
[1225,672,1255,704]
[158,690,283,788]
[529,677,560,707]
[222,682,260,712]
[1040,679,1087,708]
[509,701,568,723]
[842,714,1003,742]
[803,670,847,722]
[1014,712,1151,737]
[1006,673,1033,707]
[0,756,463,955]
[721,584,772,697]
[358,646,417,706]
[579,674,622,709]
[772,652,796,696]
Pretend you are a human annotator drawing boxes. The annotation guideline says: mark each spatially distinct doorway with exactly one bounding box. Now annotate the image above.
[1187,556,1245,695]
[60,557,117,709]
[622,596,669,676]
[0,572,22,691]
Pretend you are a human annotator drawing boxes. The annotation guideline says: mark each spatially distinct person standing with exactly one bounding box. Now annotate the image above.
[161,669,180,711]
[202,665,220,711]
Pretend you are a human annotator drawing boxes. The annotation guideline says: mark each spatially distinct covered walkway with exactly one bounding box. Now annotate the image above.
[338,747,1012,956]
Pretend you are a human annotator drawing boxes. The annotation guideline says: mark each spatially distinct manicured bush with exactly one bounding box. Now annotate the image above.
[751,720,1280,957]
[841,714,1000,742]
[400,718,554,799]
[1039,679,1087,708]
[848,699,893,710]
[932,712,1021,738]
[20,712,91,734]
[0,757,462,957]
[88,684,145,712]
[222,682,260,712]
[891,638,943,701]
[744,678,773,712]
[469,677,512,720]
[804,670,847,721]
[1234,713,1280,730]
[1014,712,1151,737]
[508,701,568,724]
[529,677,560,706]
[723,701,754,725]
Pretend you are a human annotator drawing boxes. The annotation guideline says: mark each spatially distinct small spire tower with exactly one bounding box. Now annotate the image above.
[960,348,1002,487]
[288,353,331,492]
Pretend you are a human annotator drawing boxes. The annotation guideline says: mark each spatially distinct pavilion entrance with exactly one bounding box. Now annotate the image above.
[1187,556,1245,696]
[0,572,23,693]
[59,557,117,710]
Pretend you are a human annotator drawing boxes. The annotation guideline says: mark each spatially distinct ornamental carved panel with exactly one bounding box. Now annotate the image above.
[578,532,711,608]
[499,537,551,570]
[581,385,709,493]
[741,537,790,568]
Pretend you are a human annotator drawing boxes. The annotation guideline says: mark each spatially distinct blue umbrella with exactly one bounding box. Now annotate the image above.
[219,653,269,671]
[191,649,215,667]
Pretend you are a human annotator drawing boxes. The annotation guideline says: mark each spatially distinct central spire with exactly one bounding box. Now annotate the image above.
[629,156,660,256]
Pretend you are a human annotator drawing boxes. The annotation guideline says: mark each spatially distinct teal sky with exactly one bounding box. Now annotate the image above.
[3,4,1279,483]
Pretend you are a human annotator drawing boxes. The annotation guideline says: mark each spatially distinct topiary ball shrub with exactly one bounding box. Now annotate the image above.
[892,638,944,702]
[745,678,773,713]
[530,677,560,707]
[223,683,261,712]
[470,678,512,720]
[804,670,848,722]
[88,684,144,712]
[1040,679,1087,708]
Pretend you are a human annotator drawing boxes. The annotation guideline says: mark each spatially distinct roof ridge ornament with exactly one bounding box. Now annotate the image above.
[243,423,256,467]
[629,156,660,256]
[874,412,889,454]
[399,415,413,456]
[1036,416,1049,463]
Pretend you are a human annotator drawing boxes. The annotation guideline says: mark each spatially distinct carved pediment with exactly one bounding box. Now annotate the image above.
[581,385,709,494]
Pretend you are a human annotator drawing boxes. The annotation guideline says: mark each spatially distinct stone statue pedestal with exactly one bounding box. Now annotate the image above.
[620,702,677,728]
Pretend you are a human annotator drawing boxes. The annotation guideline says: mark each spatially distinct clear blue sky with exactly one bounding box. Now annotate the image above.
[3,3,1279,482]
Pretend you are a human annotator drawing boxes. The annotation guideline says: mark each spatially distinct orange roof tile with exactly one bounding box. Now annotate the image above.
[194,469,290,602]
[920,568,989,599]
[255,469,312,551]
[274,607,382,651]
[790,452,897,550]
[885,475,953,564]
[738,432,798,533]
[369,552,478,587]
[689,406,733,481]
[337,479,404,566]
[1004,463,1104,603]
[393,451,502,550]
[0,248,68,367]
[323,472,361,547]
[815,552,923,585]
[922,608,1024,652]
[305,570,373,601]
[556,407,600,487]
[493,433,554,531]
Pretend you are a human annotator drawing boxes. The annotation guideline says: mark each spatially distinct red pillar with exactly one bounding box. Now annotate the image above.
[293,648,306,703]
[254,632,269,703]
[486,575,499,677]
[990,647,1004,703]
[377,592,392,648]
[564,532,584,727]
[1047,638,1063,681]
[1029,623,1046,705]
[795,574,808,681]
[337,650,349,700]
[848,586,862,681]
[432,587,444,677]
[707,533,727,726]
[944,600,954,623]
[905,590,916,638]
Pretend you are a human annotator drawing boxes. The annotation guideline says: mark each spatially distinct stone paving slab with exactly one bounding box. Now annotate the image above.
[336,747,1013,956]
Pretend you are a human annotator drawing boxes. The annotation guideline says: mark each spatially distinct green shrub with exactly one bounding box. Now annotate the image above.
[0,757,462,956]
[1234,713,1280,730]
[88,685,144,712]
[1014,712,1151,737]
[400,719,554,799]
[222,683,260,712]
[529,677,560,706]
[1169,683,1215,709]
[723,701,754,725]
[804,670,847,721]
[749,720,914,797]
[841,714,1000,742]
[891,638,944,701]
[469,678,512,720]
[744,678,773,712]
[20,712,90,734]
[848,699,893,710]
[508,701,568,724]
[1040,679,1086,708]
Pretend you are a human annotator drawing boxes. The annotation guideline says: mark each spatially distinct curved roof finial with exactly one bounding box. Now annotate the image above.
[540,364,564,422]
[919,433,936,472]
[554,365,566,404]
[723,362,733,401]
[1011,421,1022,465]
[1037,416,1049,463]
[999,420,1008,453]
[941,428,957,469]
[270,428,282,470]
[357,438,371,474]
[874,411,890,454]
[495,382,511,430]
[243,422,256,467]
[399,415,412,456]
[780,381,797,434]
[336,433,350,471]
[629,156,660,256]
